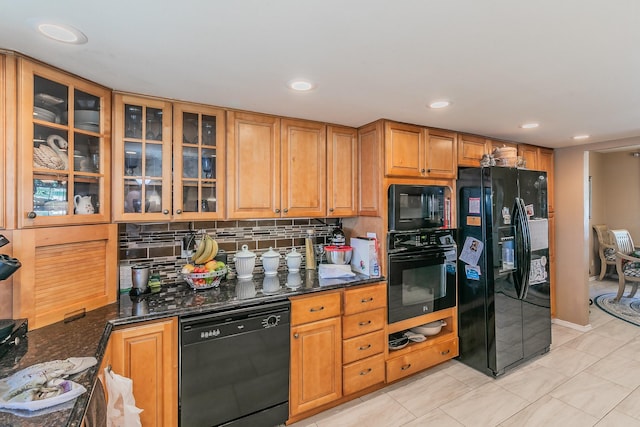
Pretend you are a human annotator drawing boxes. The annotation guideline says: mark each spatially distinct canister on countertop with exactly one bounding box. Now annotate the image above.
[305,229,316,270]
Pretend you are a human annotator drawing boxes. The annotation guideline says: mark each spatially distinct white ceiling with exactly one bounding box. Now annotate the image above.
[1,0,639,149]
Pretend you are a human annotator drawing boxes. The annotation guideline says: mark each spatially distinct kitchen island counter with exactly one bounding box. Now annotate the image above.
[0,270,383,426]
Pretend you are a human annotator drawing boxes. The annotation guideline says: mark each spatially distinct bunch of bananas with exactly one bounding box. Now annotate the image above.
[192,234,219,265]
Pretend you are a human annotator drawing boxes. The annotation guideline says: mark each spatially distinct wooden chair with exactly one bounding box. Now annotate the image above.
[593,224,616,280]
[609,229,640,301]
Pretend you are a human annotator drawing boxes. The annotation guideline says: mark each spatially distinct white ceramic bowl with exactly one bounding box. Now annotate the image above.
[410,320,447,336]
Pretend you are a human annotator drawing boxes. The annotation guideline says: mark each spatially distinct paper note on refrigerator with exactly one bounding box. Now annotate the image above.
[459,236,483,266]
[529,219,549,251]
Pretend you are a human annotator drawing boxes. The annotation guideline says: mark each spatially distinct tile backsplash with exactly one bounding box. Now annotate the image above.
[118,218,340,288]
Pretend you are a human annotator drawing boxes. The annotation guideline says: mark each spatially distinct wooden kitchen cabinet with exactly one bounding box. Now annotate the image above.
[457,133,488,167]
[111,317,178,427]
[538,147,554,213]
[112,93,173,221]
[518,144,540,170]
[342,283,386,396]
[289,291,342,418]
[17,58,111,228]
[384,121,456,179]
[0,53,11,230]
[171,102,226,220]
[281,118,326,217]
[327,125,358,217]
[386,307,459,383]
[357,121,383,217]
[227,112,327,218]
[11,224,117,329]
[113,95,226,221]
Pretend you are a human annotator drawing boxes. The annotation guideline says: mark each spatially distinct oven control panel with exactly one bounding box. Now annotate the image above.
[388,229,456,251]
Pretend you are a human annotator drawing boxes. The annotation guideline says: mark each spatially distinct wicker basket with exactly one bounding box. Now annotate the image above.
[183,268,227,290]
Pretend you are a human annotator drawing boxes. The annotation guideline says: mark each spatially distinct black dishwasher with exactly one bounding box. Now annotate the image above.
[180,300,290,427]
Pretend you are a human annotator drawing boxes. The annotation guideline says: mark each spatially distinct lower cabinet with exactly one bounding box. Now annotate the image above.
[110,317,178,427]
[289,291,342,417]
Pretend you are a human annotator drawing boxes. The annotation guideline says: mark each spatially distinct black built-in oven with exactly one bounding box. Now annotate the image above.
[387,229,457,324]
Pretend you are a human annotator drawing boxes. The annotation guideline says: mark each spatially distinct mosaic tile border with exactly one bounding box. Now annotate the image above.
[119,218,341,286]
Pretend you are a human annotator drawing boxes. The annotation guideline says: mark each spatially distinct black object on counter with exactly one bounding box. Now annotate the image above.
[0,254,21,280]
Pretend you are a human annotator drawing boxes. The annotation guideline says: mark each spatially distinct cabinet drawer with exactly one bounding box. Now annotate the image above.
[343,283,386,315]
[386,338,458,383]
[342,308,385,339]
[291,291,341,326]
[343,353,385,396]
[343,330,385,364]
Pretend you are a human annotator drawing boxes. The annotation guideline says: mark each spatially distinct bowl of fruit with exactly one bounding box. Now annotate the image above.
[182,261,227,290]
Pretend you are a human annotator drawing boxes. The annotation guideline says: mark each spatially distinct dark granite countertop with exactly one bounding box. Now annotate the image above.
[0,270,384,426]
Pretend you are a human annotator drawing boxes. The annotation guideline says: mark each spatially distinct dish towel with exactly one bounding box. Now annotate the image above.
[318,264,356,279]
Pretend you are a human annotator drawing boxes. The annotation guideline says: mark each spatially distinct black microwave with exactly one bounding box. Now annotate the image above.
[388,184,451,231]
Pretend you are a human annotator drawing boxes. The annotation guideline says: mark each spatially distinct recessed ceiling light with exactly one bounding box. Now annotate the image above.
[288,80,314,91]
[520,123,539,129]
[429,101,450,109]
[573,134,590,140]
[37,22,87,44]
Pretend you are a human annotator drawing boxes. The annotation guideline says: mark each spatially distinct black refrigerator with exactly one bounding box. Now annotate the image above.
[457,166,551,377]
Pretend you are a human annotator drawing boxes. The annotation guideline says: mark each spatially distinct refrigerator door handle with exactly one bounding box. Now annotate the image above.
[512,198,525,299]
[517,198,532,300]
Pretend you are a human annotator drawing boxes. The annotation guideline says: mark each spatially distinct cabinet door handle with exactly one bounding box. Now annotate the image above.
[361,297,374,303]
[294,333,299,339]
[441,349,450,356]
[329,208,334,212]
[421,168,426,173]
[358,344,371,351]
[163,209,169,215]
[359,368,372,376]
[283,208,288,214]
[275,209,281,213]
[358,320,372,327]
[309,306,325,312]
[27,211,37,219]
[401,364,412,371]
[176,209,182,214]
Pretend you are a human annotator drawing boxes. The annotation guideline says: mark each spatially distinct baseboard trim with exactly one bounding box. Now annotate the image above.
[552,317,593,332]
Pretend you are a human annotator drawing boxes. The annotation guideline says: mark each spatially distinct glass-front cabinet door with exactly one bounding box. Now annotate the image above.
[112,93,172,221]
[18,59,111,227]
[172,103,225,220]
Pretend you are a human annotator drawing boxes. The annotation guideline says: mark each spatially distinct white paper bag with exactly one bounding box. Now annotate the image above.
[104,368,143,427]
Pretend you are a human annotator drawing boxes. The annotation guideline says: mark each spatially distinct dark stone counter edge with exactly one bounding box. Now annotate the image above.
[70,276,385,426]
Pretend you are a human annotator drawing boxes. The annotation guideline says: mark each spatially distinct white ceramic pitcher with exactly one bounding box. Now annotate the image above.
[74,195,95,214]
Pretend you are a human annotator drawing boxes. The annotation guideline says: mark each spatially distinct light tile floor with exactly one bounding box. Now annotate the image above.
[289,278,640,427]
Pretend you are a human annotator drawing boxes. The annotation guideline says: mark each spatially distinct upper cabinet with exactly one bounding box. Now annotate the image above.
[384,121,456,179]
[113,94,226,221]
[172,102,226,220]
[17,59,111,228]
[327,126,358,218]
[0,54,8,230]
[113,93,172,221]
[457,134,488,167]
[517,144,539,170]
[227,112,327,219]
[357,121,383,217]
[537,147,554,213]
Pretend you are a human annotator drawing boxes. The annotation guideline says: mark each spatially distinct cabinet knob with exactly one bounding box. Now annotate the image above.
[294,333,299,339]
[329,208,334,212]
[283,208,288,214]
[421,168,426,173]
[27,211,37,219]
[275,209,281,213]
[176,209,182,214]
[163,209,169,215]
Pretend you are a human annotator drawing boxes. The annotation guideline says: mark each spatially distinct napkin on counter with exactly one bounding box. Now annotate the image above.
[318,264,356,279]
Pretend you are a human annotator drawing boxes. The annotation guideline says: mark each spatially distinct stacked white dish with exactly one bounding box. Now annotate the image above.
[33,106,57,123]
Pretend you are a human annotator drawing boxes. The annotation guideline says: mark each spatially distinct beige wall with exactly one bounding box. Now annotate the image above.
[555,136,640,326]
